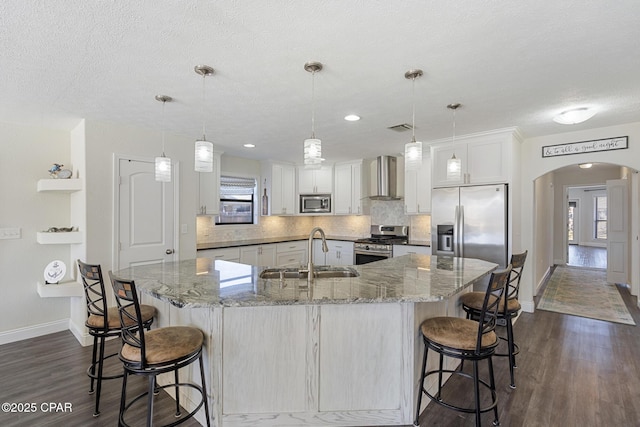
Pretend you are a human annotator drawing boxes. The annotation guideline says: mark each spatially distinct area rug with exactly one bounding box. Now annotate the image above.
[537,266,636,325]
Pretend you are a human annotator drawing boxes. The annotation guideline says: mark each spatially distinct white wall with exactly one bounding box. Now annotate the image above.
[0,122,73,342]
[0,118,204,344]
[520,121,640,311]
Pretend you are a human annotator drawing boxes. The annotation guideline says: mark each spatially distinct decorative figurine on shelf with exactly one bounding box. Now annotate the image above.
[48,163,72,179]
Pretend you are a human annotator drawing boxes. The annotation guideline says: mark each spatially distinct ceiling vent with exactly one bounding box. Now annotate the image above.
[387,123,413,132]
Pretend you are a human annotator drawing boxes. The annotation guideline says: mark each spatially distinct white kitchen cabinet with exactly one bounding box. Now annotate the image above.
[392,244,431,257]
[240,244,277,266]
[261,161,296,215]
[404,152,431,214]
[275,241,308,267]
[198,151,222,215]
[197,247,241,262]
[334,160,366,215]
[297,166,333,194]
[325,240,354,266]
[431,133,511,187]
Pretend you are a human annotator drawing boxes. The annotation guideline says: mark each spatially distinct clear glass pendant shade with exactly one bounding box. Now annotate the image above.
[155,156,171,182]
[404,140,422,171]
[303,138,322,169]
[194,139,213,172]
[447,154,461,180]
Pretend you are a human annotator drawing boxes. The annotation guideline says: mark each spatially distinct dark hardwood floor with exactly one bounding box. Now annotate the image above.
[414,275,640,427]
[1,273,638,427]
[0,334,201,427]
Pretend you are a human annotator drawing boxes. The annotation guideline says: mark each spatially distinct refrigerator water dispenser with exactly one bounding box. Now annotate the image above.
[437,225,454,252]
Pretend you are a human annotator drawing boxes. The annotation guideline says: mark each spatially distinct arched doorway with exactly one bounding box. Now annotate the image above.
[532,162,635,296]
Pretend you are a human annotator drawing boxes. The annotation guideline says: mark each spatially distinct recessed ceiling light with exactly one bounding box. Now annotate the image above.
[553,107,596,125]
[579,163,593,169]
[344,114,360,121]
[243,143,255,148]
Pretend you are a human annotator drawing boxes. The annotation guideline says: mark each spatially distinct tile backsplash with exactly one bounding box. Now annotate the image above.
[197,200,430,244]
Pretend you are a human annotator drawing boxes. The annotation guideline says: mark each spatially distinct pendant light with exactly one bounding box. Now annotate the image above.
[194,65,215,172]
[404,69,423,171]
[154,95,172,182]
[303,61,323,169]
[446,103,462,180]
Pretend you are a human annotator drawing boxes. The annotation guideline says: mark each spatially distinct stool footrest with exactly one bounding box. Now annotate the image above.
[420,369,498,415]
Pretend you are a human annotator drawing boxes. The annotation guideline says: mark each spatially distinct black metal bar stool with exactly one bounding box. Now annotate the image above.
[77,260,156,417]
[414,266,511,427]
[460,251,528,389]
[109,272,211,427]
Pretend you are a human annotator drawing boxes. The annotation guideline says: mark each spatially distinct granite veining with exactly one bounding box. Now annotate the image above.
[113,255,496,309]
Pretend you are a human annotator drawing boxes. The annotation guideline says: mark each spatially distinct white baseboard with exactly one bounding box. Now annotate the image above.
[520,300,535,313]
[69,317,92,347]
[0,319,70,346]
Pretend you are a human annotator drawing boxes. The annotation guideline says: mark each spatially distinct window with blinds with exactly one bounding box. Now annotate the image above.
[215,176,257,225]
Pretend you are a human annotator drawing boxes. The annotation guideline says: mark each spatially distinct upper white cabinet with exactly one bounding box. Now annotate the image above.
[297,166,333,194]
[431,130,516,187]
[262,161,296,215]
[334,160,366,215]
[198,151,223,215]
[404,153,431,214]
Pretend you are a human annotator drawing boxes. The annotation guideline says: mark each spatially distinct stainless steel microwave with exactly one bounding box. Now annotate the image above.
[300,194,331,213]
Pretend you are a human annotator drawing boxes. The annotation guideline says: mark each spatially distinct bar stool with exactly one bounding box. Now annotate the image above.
[109,272,211,427]
[414,266,511,427]
[460,251,528,389]
[77,260,156,417]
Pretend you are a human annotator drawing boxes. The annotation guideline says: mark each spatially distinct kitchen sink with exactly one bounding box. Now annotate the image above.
[259,266,359,279]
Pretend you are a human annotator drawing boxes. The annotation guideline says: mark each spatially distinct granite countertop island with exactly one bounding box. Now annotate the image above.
[113,255,497,427]
[114,254,494,309]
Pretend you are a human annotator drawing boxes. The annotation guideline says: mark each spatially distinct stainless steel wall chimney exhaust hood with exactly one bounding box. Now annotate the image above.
[370,155,400,200]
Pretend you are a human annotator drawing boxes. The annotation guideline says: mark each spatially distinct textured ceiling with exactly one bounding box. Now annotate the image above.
[1,1,639,164]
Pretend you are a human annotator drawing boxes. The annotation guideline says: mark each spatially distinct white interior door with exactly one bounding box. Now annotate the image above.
[606,179,629,284]
[118,158,176,269]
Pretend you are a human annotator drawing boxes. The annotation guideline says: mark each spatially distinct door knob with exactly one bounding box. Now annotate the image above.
[166,249,174,255]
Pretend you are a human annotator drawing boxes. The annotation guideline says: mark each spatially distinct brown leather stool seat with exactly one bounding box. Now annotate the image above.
[414,266,511,427]
[460,251,527,389]
[109,272,211,427]
[77,260,156,417]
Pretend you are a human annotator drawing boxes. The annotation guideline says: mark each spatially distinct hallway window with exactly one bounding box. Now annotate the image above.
[568,201,577,242]
[594,196,607,239]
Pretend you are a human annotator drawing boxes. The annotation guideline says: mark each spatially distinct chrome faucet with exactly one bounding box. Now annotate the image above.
[307,227,329,283]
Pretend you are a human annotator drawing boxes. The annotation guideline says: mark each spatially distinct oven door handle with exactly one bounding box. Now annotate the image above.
[354,250,392,257]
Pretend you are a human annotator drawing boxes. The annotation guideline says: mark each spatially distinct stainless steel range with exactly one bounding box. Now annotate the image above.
[354,225,409,265]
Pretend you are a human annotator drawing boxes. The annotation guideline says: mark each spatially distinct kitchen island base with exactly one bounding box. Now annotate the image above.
[142,295,470,427]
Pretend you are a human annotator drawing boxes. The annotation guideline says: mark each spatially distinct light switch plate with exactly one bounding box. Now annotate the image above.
[0,227,21,239]
[181,224,188,234]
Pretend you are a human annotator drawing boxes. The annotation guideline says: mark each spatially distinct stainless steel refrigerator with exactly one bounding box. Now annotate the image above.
[431,184,508,267]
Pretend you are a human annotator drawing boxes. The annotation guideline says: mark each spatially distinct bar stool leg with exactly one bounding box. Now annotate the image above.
[174,369,182,417]
[506,317,516,389]
[93,336,106,416]
[147,376,155,427]
[473,360,481,427]
[414,342,429,426]
[88,335,98,394]
[199,353,212,427]
[119,371,128,427]
[488,356,500,426]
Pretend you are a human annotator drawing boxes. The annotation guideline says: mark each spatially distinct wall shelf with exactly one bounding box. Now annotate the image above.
[37,281,83,298]
[37,179,82,193]
[36,231,83,244]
